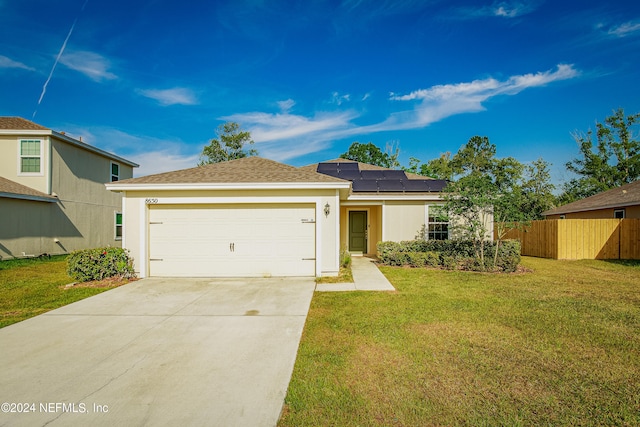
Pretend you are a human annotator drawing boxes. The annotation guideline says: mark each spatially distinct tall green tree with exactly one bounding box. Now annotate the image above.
[560,108,640,203]
[199,122,258,165]
[340,141,400,168]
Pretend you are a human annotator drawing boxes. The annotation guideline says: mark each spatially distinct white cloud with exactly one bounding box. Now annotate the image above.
[330,91,351,105]
[224,110,357,143]
[385,64,578,129]
[277,98,295,112]
[220,64,578,161]
[138,87,199,106]
[0,55,35,71]
[59,51,117,82]
[607,21,640,38]
[454,1,541,19]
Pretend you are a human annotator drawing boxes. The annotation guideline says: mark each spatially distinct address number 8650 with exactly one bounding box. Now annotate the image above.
[145,198,159,204]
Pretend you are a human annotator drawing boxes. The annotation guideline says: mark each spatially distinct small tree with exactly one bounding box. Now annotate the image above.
[199,122,258,165]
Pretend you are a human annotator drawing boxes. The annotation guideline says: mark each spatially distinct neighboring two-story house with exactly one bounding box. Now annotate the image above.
[0,117,138,259]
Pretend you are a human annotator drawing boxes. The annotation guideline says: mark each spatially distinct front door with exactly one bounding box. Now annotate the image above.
[349,211,367,253]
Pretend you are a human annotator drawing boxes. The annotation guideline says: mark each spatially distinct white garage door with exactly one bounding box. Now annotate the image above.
[148,204,316,277]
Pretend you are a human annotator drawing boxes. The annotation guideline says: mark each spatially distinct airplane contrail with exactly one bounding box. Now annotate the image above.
[33,0,89,119]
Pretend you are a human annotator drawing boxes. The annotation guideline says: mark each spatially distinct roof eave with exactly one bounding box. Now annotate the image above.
[347,193,444,201]
[0,192,58,202]
[543,200,640,216]
[106,182,352,192]
[51,131,139,168]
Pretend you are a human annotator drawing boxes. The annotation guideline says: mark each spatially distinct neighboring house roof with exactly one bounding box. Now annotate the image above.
[0,176,58,202]
[543,180,640,216]
[0,117,138,168]
[106,157,350,190]
[0,117,49,130]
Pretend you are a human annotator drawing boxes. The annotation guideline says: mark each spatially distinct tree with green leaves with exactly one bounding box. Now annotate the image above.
[198,122,258,165]
[443,136,553,269]
[340,141,400,168]
[560,108,640,203]
[405,152,454,180]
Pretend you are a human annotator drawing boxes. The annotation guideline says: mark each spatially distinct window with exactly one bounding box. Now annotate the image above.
[111,162,120,182]
[115,212,123,240]
[427,205,449,240]
[559,215,566,219]
[19,139,42,174]
[614,209,625,219]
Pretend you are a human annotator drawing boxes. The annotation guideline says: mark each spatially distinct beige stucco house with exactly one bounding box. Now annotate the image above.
[0,117,138,259]
[107,157,452,278]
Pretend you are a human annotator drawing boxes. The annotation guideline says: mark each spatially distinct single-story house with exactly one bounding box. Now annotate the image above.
[0,117,138,259]
[106,156,454,278]
[543,180,640,219]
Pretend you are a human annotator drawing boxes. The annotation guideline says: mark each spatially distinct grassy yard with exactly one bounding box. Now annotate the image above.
[280,257,640,426]
[0,256,125,328]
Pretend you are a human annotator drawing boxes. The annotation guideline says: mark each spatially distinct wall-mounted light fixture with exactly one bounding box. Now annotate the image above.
[324,203,330,217]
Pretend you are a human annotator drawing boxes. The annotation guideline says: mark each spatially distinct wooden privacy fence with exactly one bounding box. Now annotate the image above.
[497,219,640,260]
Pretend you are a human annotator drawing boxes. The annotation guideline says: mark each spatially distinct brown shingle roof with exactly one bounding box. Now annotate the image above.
[112,157,348,185]
[0,176,57,201]
[300,158,432,180]
[0,117,49,130]
[543,180,640,216]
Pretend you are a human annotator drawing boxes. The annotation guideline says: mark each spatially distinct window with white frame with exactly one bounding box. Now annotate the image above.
[115,212,123,240]
[111,162,120,182]
[19,139,42,174]
[427,205,449,240]
[614,209,625,219]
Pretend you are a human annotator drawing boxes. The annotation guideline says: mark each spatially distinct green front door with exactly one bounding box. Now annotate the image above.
[349,211,367,253]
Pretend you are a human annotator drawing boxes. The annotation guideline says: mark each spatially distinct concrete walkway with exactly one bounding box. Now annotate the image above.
[315,256,396,292]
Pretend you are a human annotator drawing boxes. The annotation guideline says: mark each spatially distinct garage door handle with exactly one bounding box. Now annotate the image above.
[302,258,316,260]
[230,242,235,252]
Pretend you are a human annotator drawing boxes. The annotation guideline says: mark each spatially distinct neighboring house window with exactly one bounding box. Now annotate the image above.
[614,209,625,219]
[19,139,42,174]
[559,215,566,219]
[427,205,449,240]
[115,212,123,240]
[111,162,120,182]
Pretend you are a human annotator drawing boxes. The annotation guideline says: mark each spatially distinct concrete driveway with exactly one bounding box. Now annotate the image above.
[0,277,315,427]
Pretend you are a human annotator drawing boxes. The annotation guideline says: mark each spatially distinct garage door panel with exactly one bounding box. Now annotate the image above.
[148,204,315,277]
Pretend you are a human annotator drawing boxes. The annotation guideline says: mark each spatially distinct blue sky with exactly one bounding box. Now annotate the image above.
[1,0,639,186]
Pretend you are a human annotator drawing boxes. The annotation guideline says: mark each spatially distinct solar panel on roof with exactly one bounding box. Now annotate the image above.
[337,170,362,180]
[383,170,407,180]
[352,179,378,192]
[377,180,405,191]
[317,163,339,173]
[402,180,449,192]
[337,162,359,171]
[360,170,386,180]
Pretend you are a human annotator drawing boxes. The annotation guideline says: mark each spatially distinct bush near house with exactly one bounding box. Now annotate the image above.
[67,247,136,282]
[377,239,521,272]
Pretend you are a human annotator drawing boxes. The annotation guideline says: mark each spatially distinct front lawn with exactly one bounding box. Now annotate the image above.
[280,257,640,426]
[0,256,126,328]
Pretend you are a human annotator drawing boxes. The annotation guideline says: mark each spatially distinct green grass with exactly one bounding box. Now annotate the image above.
[0,256,118,328]
[280,257,640,426]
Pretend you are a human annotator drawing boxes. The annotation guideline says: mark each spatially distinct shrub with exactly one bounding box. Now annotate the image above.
[67,247,135,282]
[377,239,521,272]
[340,249,352,269]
